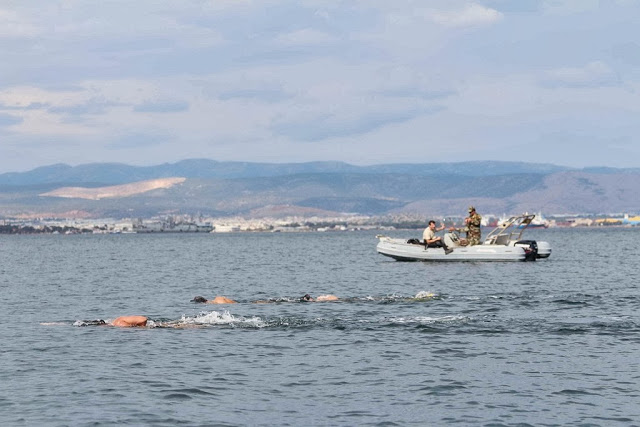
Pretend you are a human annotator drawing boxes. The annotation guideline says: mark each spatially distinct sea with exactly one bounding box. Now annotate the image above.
[1,227,639,426]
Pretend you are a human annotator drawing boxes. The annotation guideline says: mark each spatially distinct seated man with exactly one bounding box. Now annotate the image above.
[191,295,237,304]
[423,220,453,254]
[301,294,339,302]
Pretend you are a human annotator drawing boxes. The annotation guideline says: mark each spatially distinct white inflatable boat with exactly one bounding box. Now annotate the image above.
[376,214,552,262]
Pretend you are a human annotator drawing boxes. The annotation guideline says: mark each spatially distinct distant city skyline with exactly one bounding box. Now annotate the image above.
[1,1,640,173]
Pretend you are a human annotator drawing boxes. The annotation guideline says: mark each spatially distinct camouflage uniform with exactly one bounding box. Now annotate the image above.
[466,210,482,245]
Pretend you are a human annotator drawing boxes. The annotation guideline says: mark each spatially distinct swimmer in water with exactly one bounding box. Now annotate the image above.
[191,295,237,304]
[252,294,340,303]
[111,315,148,327]
[300,294,339,302]
[76,315,148,327]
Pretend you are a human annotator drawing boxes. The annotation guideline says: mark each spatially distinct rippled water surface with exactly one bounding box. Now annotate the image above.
[1,228,639,426]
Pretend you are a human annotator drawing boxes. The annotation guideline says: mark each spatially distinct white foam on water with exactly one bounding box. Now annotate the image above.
[414,291,438,299]
[178,310,267,328]
[72,320,108,327]
[386,315,470,325]
[242,316,269,328]
[596,315,627,321]
[380,291,440,301]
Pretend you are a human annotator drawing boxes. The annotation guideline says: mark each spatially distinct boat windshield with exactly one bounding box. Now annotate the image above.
[483,214,536,245]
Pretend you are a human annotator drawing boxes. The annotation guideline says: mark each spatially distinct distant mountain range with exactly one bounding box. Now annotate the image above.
[0,159,577,186]
[0,159,639,218]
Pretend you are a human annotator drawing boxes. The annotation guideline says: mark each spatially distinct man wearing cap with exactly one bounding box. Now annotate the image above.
[464,206,482,245]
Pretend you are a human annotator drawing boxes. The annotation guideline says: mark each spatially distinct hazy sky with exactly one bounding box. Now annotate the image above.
[1,0,639,172]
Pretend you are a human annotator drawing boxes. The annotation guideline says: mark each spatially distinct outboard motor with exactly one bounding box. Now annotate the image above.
[515,240,538,261]
[444,231,462,248]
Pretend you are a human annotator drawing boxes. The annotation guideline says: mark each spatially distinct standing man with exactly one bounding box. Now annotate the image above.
[423,220,453,254]
[465,206,482,246]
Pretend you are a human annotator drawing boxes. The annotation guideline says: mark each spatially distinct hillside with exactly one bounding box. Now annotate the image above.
[0,160,638,218]
[0,159,574,185]
[40,178,186,200]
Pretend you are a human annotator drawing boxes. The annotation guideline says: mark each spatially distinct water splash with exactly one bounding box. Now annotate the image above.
[384,315,470,325]
[172,310,267,328]
[73,320,107,327]
[414,291,438,300]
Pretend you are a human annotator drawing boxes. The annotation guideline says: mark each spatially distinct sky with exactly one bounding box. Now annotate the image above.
[1,0,639,173]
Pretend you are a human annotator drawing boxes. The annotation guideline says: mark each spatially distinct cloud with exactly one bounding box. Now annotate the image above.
[542,0,599,15]
[274,28,337,46]
[1,1,640,172]
[271,106,444,141]
[0,102,50,110]
[218,88,291,103]
[425,3,503,28]
[378,88,456,101]
[0,113,23,127]
[106,132,172,150]
[370,65,458,100]
[541,61,621,88]
[49,98,122,115]
[611,42,640,66]
[133,100,190,113]
[484,0,542,13]
[0,8,41,37]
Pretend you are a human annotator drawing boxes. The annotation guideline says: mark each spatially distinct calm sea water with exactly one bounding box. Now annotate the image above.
[1,228,639,426]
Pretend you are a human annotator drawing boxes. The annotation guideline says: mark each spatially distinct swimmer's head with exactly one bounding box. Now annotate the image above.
[191,296,208,303]
[301,294,313,302]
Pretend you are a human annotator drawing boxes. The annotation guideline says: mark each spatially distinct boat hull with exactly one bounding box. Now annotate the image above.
[376,237,528,262]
